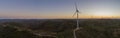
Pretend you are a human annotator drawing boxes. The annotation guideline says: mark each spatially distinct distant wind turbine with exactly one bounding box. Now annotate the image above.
[72,2,81,38]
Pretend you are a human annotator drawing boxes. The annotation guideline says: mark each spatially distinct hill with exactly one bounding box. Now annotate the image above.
[0,19,120,38]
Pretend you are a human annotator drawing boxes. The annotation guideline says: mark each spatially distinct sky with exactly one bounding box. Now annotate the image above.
[0,0,120,19]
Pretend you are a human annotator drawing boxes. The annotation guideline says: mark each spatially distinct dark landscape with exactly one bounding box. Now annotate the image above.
[0,19,120,38]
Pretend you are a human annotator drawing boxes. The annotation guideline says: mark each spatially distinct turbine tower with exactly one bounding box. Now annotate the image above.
[73,2,80,38]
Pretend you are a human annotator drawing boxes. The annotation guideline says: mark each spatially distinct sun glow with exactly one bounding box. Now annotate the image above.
[93,11,114,16]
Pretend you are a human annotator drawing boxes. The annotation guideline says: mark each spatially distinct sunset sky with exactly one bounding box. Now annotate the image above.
[0,0,120,19]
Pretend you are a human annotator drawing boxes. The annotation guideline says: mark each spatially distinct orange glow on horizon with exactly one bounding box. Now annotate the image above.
[2,15,120,19]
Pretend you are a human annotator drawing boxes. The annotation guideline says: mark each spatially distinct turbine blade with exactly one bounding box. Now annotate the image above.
[72,12,77,17]
[75,2,77,10]
[75,2,80,13]
[75,2,79,12]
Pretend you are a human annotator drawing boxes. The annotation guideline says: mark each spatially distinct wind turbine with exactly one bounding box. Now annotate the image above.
[73,2,81,38]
